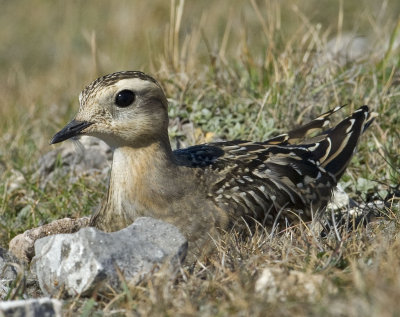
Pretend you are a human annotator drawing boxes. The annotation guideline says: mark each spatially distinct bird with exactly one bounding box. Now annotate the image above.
[51,70,376,257]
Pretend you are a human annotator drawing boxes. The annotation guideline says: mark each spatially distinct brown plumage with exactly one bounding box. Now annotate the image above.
[51,71,376,257]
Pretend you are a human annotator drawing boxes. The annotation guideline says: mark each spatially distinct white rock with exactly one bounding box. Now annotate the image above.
[31,217,187,296]
[327,184,350,211]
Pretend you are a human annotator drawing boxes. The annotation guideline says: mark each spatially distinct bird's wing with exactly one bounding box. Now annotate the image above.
[174,106,375,222]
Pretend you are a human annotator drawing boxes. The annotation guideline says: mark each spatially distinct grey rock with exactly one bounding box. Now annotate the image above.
[0,248,19,280]
[1,248,20,300]
[32,217,187,296]
[0,298,62,317]
[35,136,112,187]
[1,247,43,300]
[324,34,370,66]
[316,33,400,67]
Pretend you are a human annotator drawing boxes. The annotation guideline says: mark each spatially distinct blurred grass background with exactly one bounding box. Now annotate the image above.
[0,0,399,148]
[1,0,400,315]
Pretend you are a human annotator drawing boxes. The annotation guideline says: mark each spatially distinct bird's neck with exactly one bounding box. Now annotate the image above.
[111,138,176,187]
[94,137,182,231]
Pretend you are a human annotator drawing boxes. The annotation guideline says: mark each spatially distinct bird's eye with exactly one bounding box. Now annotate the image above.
[115,90,135,108]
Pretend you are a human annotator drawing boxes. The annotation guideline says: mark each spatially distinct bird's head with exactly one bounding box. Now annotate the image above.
[51,71,169,149]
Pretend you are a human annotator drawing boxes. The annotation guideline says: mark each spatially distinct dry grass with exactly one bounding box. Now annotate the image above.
[0,0,400,315]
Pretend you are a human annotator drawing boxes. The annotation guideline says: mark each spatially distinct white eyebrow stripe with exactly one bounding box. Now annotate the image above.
[115,78,158,92]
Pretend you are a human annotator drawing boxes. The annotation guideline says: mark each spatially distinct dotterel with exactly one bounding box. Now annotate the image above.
[51,71,375,255]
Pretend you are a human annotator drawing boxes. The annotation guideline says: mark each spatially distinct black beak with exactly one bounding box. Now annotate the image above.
[50,120,93,144]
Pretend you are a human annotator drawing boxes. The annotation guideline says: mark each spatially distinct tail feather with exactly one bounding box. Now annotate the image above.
[264,105,347,145]
[287,104,347,141]
[265,104,376,182]
[317,106,374,180]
